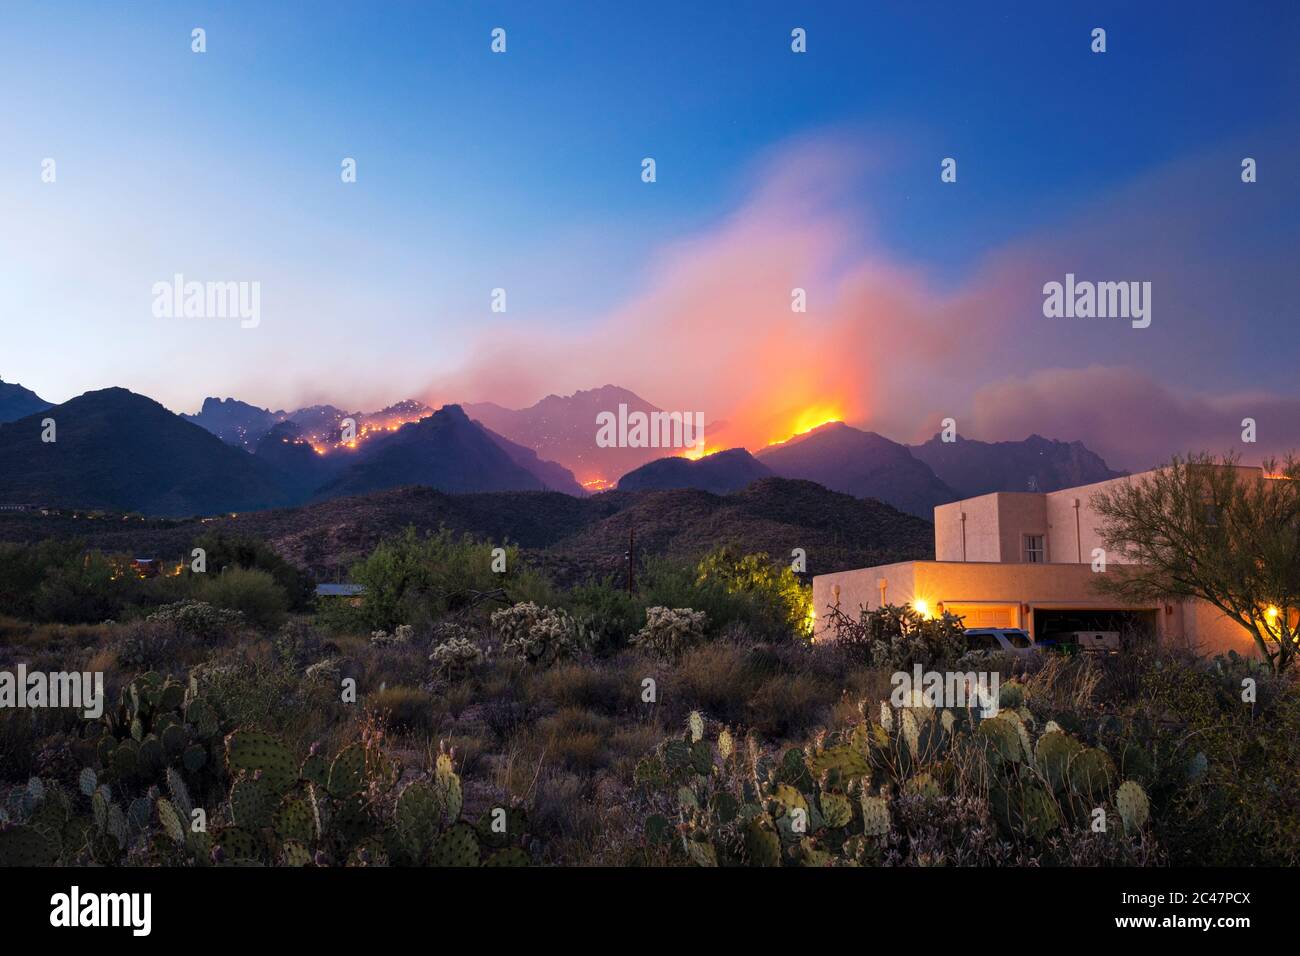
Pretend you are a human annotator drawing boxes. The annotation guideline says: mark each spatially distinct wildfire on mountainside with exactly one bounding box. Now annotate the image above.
[293,409,430,456]
[764,405,844,446]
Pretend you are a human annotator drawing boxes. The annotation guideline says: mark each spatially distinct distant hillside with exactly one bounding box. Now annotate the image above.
[617,447,773,494]
[0,477,933,583]
[0,388,292,515]
[253,422,345,500]
[0,379,53,425]
[314,405,555,499]
[478,424,586,496]
[547,477,933,581]
[464,385,705,487]
[756,422,957,518]
[183,396,283,449]
[910,433,1124,498]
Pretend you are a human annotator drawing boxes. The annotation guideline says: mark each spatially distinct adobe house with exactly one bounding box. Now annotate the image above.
[812,471,1261,658]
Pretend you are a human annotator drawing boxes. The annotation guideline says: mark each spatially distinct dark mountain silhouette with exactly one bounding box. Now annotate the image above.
[541,477,934,582]
[182,396,283,449]
[313,404,557,499]
[0,379,53,425]
[755,421,958,518]
[477,423,585,495]
[910,433,1124,498]
[252,422,346,501]
[617,447,773,495]
[0,388,293,515]
[0,477,932,583]
[463,384,705,487]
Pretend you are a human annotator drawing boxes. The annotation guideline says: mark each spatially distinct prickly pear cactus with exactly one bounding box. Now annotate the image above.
[688,710,704,743]
[226,730,296,793]
[430,822,480,867]
[860,793,890,837]
[1116,779,1149,834]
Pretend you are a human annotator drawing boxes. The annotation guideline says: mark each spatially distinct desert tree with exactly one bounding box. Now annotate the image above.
[1090,453,1300,673]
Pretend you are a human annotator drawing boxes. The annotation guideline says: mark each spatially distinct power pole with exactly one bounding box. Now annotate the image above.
[625,524,635,594]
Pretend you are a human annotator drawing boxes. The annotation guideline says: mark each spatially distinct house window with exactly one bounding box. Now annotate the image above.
[1023,534,1045,563]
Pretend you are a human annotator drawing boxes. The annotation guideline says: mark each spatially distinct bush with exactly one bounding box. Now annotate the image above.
[196,567,289,630]
[146,599,244,639]
[631,606,707,660]
[492,602,582,666]
[190,532,313,610]
[330,527,553,633]
[430,637,485,681]
[824,603,966,669]
[694,546,811,638]
[564,579,644,654]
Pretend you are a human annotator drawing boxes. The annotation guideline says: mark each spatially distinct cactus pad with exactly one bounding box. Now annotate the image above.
[1116,779,1149,834]
[430,822,480,867]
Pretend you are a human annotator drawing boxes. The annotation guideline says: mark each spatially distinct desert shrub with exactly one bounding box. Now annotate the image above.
[536,707,617,773]
[564,579,644,654]
[332,527,552,633]
[189,531,313,610]
[273,618,336,669]
[430,637,485,681]
[1131,653,1300,865]
[113,619,185,672]
[0,539,80,618]
[637,556,760,636]
[371,623,415,647]
[631,606,707,660]
[368,685,436,734]
[492,602,583,666]
[146,599,244,639]
[825,603,966,669]
[33,551,144,624]
[694,546,812,639]
[196,567,288,630]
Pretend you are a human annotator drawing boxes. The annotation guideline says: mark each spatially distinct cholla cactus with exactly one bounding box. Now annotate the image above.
[492,602,581,666]
[146,600,244,638]
[370,624,415,647]
[430,637,484,680]
[631,607,707,660]
[304,657,343,685]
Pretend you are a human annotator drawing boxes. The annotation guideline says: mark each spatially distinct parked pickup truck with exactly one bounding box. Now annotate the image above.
[962,627,1040,657]
[1070,630,1121,654]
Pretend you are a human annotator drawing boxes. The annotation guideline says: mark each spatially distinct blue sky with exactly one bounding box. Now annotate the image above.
[1,1,1297,466]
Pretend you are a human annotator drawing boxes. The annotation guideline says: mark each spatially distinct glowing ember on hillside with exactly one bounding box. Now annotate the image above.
[298,407,431,456]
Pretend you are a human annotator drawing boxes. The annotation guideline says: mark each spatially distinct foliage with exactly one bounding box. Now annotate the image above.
[634,698,1157,866]
[1091,452,1300,672]
[823,602,967,668]
[146,600,245,639]
[196,567,289,630]
[492,602,582,666]
[631,606,708,660]
[325,527,549,633]
[563,578,644,654]
[694,546,812,638]
[189,532,314,611]
[0,716,532,867]
[430,637,485,681]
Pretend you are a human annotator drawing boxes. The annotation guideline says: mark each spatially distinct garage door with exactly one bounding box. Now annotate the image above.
[946,604,1018,628]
